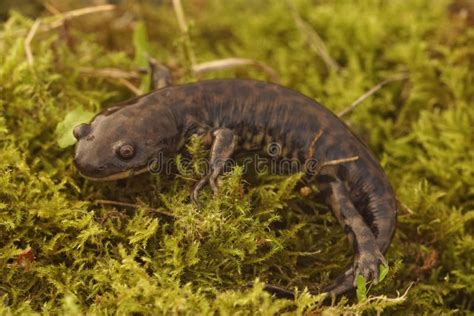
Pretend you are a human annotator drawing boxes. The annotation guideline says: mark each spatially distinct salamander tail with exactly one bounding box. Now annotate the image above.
[259,197,397,298]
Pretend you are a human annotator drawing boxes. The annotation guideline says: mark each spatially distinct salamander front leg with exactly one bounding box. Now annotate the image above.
[323,180,387,288]
[192,128,236,206]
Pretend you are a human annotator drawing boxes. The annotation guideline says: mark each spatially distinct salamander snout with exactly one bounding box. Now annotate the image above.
[73,123,92,140]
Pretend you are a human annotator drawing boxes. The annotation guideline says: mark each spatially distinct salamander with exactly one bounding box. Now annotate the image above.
[73,76,397,298]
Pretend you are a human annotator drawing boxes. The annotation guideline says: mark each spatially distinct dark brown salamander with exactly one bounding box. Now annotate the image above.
[73,78,397,298]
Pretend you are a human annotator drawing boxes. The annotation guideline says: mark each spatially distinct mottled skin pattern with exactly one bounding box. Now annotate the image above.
[73,79,397,298]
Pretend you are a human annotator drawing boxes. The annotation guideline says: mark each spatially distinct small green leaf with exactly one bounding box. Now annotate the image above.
[378,264,389,283]
[133,20,151,92]
[133,20,151,67]
[55,106,95,148]
[356,274,367,302]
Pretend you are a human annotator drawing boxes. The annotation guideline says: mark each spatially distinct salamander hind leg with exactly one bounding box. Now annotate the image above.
[322,179,387,288]
[256,178,387,298]
[192,128,236,206]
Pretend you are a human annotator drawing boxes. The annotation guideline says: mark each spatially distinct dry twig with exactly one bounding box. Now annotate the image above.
[0,4,116,40]
[172,0,197,67]
[193,58,280,82]
[321,156,360,168]
[41,1,62,15]
[79,67,142,95]
[94,199,175,218]
[79,67,140,80]
[287,0,340,72]
[43,4,116,32]
[25,20,41,66]
[116,78,142,95]
[338,73,409,117]
[398,198,414,215]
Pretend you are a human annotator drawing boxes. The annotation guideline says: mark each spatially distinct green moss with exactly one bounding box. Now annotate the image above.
[1,0,473,314]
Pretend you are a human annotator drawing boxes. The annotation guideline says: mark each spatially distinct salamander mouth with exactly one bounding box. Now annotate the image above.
[80,166,150,181]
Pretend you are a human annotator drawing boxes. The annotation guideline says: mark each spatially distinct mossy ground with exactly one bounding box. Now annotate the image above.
[1,0,473,314]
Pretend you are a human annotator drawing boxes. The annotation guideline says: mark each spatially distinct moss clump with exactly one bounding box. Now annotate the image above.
[1,0,473,314]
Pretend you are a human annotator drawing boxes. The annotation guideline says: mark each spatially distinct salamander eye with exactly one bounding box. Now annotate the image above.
[117,143,135,160]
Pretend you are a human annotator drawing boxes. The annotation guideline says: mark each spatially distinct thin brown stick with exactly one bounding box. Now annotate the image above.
[172,0,188,34]
[94,199,175,218]
[1,4,115,41]
[287,0,340,72]
[41,1,62,15]
[305,130,323,160]
[338,73,409,117]
[25,20,41,66]
[79,67,142,95]
[43,4,116,31]
[172,0,197,67]
[193,58,280,82]
[365,282,413,304]
[79,67,140,80]
[398,198,414,215]
[116,78,142,95]
[321,156,359,168]
[306,156,359,180]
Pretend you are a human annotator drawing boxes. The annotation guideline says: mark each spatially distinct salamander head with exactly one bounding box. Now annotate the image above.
[73,104,178,181]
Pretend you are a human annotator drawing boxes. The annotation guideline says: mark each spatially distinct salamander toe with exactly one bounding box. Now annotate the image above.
[353,248,387,285]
